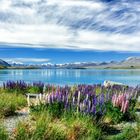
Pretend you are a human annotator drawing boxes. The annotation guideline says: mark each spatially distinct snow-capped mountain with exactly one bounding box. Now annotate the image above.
[1,57,140,69]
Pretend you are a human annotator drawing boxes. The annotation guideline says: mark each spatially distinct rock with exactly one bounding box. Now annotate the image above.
[103,80,126,87]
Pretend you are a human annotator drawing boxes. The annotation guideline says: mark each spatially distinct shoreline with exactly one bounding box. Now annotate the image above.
[1,67,140,70]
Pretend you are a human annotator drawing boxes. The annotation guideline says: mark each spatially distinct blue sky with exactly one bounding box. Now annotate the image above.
[0,45,140,64]
[0,0,140,64]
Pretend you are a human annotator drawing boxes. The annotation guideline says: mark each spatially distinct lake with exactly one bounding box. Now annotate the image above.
[0,69,140,86]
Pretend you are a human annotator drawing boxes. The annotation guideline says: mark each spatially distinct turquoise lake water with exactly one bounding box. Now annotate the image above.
[0,69,140,86]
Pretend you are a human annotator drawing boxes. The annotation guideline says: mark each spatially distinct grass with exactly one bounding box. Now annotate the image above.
[0,93,27,117]
[0,124,8,140]
[0,102,139,140]
[11,107,104,140]
[63,114,103,140]
[1,109,140,140]
[108,122,140,140]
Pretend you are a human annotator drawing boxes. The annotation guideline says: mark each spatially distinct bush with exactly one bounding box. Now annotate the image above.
[28,82,44,94]
[30,102,65,118]
[104,101,136,124]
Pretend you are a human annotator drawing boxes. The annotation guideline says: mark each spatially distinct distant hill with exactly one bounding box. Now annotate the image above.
[120,57,140,67]
[86,57,140,69]
[1,57,140,69]
[0,59,11,68]
[42,57,140,69]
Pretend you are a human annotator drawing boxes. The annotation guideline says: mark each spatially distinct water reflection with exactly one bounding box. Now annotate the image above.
[0,69,140,86]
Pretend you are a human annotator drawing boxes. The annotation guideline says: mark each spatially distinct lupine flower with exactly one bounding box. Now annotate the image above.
[87,100,91,113]
[112,93,130,113]
[5,82,136,116]
[91,105,96,115]
[79,103,84,112]
[47,94,51,104]
[92,96,97,106]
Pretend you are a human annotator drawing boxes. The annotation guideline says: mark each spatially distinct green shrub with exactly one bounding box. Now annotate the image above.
[28,86,42,94]
[104,101,136,124]
[30,102,65,118]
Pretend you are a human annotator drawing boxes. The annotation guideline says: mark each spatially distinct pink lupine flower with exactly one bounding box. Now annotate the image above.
[116,97,119,107]
[121,100,125,112]
[123,100,129,113]
[112,95,115,105]
[112,94,117,107]
[119,95,124,106]
[112,93,130,114]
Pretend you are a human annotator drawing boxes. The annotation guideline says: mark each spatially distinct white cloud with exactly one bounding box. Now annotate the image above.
[0,0,140,52]
[0,0,11,11]
[3,58,50,63]
[47,0,105,10]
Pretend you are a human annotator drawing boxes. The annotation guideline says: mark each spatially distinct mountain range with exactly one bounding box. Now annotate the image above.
[0,57,140,69]
[41,57,140,69]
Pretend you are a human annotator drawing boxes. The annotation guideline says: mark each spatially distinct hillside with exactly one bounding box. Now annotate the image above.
[0,59,11,68]
[86,57,140,69]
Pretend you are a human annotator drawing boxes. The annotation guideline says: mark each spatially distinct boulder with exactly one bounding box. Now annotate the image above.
[103,80,126,87]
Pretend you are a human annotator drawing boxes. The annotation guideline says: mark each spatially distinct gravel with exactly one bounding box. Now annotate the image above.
[3,111,29,134]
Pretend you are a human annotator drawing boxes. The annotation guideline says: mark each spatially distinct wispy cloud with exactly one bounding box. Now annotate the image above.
[0,0,140,51]
[2,58,50,64]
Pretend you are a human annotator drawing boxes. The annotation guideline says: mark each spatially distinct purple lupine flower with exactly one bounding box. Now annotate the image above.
[64,95,69,109]
[92,96,97,106]
[100,93,105,105]
[55,91,59,101]
[82,99,88,113]
[91,105,96,115]
[57,92,61,102]
[85,94,89,102]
